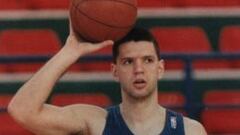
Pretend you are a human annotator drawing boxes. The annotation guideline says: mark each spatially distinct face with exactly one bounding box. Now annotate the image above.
[112,41,164,100]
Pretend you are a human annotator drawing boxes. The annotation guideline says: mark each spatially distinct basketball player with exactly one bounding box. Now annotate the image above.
[8,20,207,135]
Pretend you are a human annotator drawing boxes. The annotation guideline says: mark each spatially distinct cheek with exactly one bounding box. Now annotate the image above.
[148,66,161,79]
[117,69,132,81]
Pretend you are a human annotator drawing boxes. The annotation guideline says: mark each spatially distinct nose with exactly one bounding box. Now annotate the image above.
[133,60,144,74]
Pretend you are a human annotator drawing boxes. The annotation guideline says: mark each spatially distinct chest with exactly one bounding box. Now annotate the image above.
[127,120,165,135]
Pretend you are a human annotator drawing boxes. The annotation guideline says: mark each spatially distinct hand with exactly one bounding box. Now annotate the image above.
[63,18,114,58]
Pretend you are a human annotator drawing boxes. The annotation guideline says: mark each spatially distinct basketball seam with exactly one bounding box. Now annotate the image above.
[71,3,96,41]
[73,0,137,29]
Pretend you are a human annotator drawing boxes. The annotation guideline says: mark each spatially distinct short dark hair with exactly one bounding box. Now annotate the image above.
[112,27,160,63]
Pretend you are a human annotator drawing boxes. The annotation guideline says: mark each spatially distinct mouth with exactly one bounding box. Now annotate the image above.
[133,79,147,89]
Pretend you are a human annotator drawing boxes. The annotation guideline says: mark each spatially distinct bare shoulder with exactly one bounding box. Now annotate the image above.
[183,117,207,135]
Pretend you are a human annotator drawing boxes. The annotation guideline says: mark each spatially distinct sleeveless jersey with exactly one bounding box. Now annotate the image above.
[103,105,185,135]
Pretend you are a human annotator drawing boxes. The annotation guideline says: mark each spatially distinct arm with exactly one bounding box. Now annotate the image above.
[184,117,208,135]
[7,21,113,135]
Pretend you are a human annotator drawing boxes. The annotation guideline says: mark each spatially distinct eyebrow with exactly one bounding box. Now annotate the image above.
[143,55,156,59]
[120,55,156,61]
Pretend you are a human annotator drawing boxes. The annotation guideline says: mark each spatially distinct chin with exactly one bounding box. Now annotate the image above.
[129,90,153,100]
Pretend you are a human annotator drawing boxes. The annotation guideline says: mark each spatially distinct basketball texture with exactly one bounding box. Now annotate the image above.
[70,0,137,42]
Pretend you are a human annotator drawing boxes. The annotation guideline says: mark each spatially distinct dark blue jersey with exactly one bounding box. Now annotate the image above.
[103,105,185,135]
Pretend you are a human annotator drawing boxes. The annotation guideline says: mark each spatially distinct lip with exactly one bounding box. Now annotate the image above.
[133,79,147,89]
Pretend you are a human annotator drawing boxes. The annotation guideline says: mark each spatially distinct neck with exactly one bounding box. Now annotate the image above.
[120,90,164,123]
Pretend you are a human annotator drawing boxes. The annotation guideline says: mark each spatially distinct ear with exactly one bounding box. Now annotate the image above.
[111,63,119,82]
[158,59,165,79]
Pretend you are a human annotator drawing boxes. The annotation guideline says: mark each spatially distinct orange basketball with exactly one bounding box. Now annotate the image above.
[70,0,137,42]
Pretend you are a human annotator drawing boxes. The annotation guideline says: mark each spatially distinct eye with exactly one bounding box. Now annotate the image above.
[144,57,154,63]
[123,59,133,65]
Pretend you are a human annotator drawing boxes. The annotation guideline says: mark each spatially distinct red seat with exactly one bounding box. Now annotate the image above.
[158,92,185,107]
[0,94,12,108]
[202,90,240,134]
[137,0,183,8]
[204,90,240,105]
[202,109,240,134]
[0,112,33,135]
[138,0,240,8]
[0,29,62,73]
[219,26,240,68]
[158,91,186,115]
[51,93,112,107]
[0,0,30,10]
[151,26,230,70]
[183,0,240,7]
[31,0,70,9]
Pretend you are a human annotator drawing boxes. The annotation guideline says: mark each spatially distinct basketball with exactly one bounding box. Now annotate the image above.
[70,0,138,42]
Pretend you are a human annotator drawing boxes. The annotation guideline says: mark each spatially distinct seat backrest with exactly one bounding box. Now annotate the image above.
[51,93,112,107]
[137,0,240,7]
[219,26,240,53]
[137,0,183,8]
[31,0,70,9]
[219,26,240,68]
[0,0,30,10]
[151,26,222,69]
[151,26,211,53]
[202,109,240,134]
[202,90,240,134]
[0,29,62,73]
[183,0,240,7]
[204,90,240,105]
[0,112,34,135]
[0,29,61,55]
[0,94,12,108]
[158,91,185,107]
[158,91,186,115]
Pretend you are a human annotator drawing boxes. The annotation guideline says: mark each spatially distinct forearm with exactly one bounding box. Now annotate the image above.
[8,45,80,118]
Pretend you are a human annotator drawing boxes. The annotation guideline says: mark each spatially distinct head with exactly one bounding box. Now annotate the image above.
[111,27,164,101]
[113,27,160,64]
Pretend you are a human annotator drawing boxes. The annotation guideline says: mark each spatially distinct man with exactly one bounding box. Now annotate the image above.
[8,20,207,135]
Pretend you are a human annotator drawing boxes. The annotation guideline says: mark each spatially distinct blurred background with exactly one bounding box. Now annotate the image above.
[0,0,240,134]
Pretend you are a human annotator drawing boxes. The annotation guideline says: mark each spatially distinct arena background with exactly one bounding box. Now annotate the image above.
[0,0,240,134]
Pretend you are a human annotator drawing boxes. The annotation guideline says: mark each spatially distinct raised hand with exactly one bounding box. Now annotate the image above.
[63,18,114,58]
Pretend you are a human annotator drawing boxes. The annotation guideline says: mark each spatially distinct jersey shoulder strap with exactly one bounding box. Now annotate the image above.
[162,110,185,135]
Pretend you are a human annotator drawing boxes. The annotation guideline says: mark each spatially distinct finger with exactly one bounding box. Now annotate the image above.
[68,17,74,36]
[68,17,84,42]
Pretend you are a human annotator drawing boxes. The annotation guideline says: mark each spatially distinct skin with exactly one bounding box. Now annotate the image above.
[7,20,207,135]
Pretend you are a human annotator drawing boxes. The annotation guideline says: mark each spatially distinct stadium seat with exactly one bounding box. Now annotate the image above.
[0,29,62,73]
[0,94,12,108]
[137,0,240,8]
[31,0,70,9]
[137,0,184,8]
[151,26,230,70]
[158,92,185,107]
[51,93,112,107]
[203,90,240,105]
[183,0,240,7]
[201,90,240,134]
[158,91,186,115]
[0,112,34,135]
[0,0,30,10]
[219,26,240,68]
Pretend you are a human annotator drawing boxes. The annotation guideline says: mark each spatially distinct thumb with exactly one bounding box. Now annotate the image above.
[80,40,114,54]
[96,40,114,47]
[91,40,114,50]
